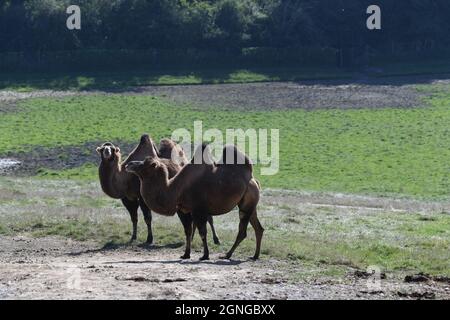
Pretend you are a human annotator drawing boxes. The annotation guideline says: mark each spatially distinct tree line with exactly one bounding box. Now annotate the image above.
[1,0,449,70]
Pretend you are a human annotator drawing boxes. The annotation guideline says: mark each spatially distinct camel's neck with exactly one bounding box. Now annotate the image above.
[99,161,130,199]
[139,172,178,215]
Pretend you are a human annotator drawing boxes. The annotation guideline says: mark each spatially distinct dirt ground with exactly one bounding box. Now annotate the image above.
[0,185,449,300]
[2,74,450,112]
[0,235,448,300]
[0,142,136,176]
[131,78,433,110]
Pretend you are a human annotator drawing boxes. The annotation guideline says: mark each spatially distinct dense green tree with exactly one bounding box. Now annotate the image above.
[1,0,449,69]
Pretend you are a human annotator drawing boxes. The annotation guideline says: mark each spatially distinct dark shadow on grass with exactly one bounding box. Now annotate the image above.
[1,68,260,92]
[67,240,184,256]
[2,62,450,92]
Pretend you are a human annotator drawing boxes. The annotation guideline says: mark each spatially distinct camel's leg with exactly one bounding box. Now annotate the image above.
[139,197,153,244]
[121,198,139,243]
[191,215,196,242]
[191,215,220,245]
[208,215,221,245]
[221,210,251,259]
[192,211,209,261]
[224,179,261,260]
[249,211,264,260]
[177,212,192,259]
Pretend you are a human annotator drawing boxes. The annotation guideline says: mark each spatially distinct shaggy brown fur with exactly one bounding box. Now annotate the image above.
[126,144,263,260]
[96,134,206,244]
[122,135,220,254]
[96,140,153,243]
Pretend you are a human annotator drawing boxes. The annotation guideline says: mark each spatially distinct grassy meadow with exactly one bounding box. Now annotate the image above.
[0,178,449,277]
[1,87,450,199]
[1,76,450,279]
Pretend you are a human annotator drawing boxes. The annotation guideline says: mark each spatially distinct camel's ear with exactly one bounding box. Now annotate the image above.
[96,147,103,154]
[114,147,121,153]
[144,157,158,168]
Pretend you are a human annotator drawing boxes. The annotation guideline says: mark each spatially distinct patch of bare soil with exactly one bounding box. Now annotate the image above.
[0,141,136,176]
[2,74,450,112]
[0,236,448,300]
[131,81,429,110]
[0,90,93,105]
[128,75,450,110]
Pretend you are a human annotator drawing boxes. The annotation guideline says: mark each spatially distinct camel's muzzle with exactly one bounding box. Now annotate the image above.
[103,146,113,160]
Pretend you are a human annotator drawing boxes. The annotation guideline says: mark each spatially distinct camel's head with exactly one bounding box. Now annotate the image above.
[96,142,121,162]
[125,156,168,180]
[121,134,159,168]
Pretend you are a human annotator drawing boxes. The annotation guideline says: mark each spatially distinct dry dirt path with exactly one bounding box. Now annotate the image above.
[1,235,449,300]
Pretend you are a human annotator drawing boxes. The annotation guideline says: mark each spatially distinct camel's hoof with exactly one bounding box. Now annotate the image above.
[219,254,231,260]
[180,254,191,260]
[250,256,259,261]
[213,237,221,245]
[146,237,153,245]
[199,255,210,261]
[129,238,137,244]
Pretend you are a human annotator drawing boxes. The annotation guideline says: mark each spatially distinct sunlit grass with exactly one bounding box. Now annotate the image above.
[1,87,449,199]
[0,178,449,276]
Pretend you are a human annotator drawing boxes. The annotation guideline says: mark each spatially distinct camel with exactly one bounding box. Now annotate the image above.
[126,144,264,261]
[120,134,220,250]
[96,140,154,244]
[95,134,189,244]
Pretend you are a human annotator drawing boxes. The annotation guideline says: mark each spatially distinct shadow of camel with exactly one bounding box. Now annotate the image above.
[103,258,245,266]
[67,241,184,257]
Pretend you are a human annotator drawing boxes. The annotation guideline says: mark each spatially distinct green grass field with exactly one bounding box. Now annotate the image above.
[1,86,449,199]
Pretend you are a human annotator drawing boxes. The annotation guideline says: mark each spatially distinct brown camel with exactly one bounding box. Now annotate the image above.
[120,135,221,250]
[96,140,153,244]
[96,134,202,244]
[126,144,264,261]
